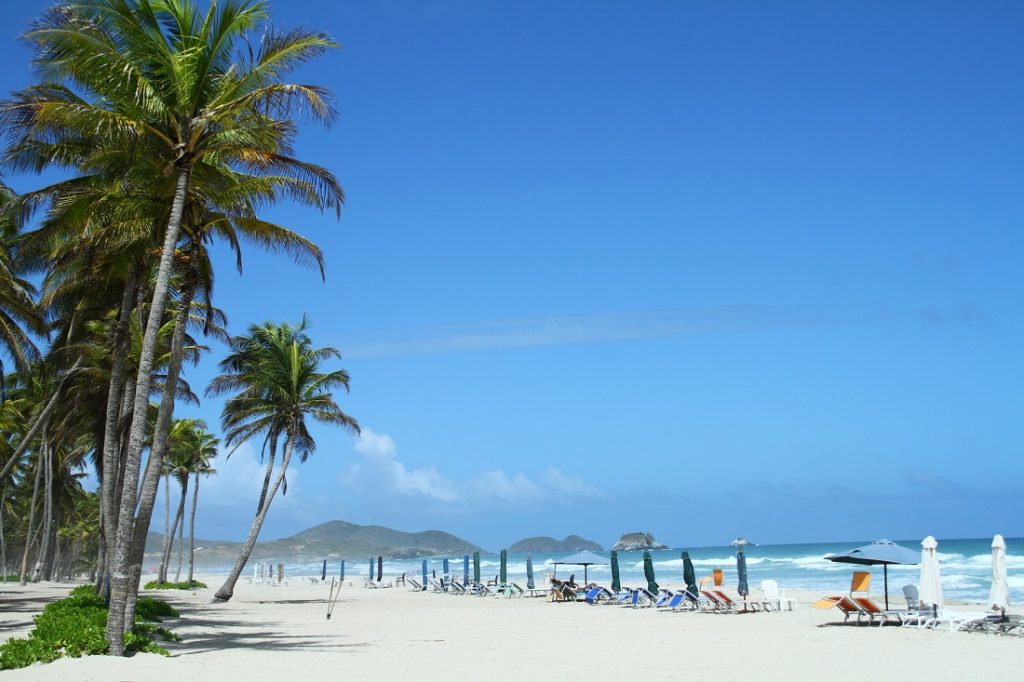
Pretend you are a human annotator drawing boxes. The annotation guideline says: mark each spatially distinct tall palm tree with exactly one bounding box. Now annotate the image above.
[170,419,218,583]
[210,320,357,601]
[0,180,45,392]
[3,1,343,651]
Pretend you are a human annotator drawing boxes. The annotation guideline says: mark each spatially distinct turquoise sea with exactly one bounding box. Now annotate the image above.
[251,537,1022,605]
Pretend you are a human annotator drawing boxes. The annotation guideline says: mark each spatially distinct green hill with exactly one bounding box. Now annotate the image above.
[145,519,483,567]
[508,534,602,553]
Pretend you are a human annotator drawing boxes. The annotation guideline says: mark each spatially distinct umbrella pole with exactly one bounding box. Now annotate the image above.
[584,566,588,584]
[883,565,889,610]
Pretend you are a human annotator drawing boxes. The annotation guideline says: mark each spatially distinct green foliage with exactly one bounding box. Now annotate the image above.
[0,586,180,670]
[143,580,207,591]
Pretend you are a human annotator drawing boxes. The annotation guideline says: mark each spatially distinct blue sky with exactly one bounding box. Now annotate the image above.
[1,1,1021,551]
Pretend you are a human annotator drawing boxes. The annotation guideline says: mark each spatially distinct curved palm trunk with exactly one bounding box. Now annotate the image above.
[174,476,188,582]
[158,473,171,583]
[121,282,194,636]
[214,436,294,602]
[160,500,183,580]
[101,277,137,559]
[106,165,191,656]
[0,358,83,483]
[19,456,42,586]
[255,431,278,515]
[35,430,53,582]
[187,468,199,583]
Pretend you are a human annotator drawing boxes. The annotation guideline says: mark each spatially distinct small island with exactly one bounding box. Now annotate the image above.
[612,531,667,551]
[508,535,602,553]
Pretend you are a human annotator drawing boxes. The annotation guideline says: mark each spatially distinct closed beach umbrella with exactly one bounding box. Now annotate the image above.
[825,538,918,610]
[682,551,697,598]
[443,558,450,577]
[610,551,621,593]
[421,559,428,588]
[643,551,659,594]
[321,560,327,581]
[500,549,508,584]
[736,548,749,598]
[527,557,535,590]
[473,551,481,583]
[919,536,943,616]
[377,555,383,582]
[990,535,1010,616]
[340,560,345,581]
[369,558,374,579]
[464,555,470,585]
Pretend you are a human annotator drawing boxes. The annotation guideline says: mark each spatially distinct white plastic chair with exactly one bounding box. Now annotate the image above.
[760,579,797,611]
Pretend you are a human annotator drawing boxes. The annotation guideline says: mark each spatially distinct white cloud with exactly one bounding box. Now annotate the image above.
[346,427,460,502]
[202,442,301,509]
[343,428,606,507]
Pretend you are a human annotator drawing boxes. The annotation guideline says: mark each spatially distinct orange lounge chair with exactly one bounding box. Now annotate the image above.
[813,595,869,624]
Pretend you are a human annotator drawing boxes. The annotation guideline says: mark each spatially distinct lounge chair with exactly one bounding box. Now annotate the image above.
[760,580,797,611]
[654,589,676,608]
[583,586,616,605]
[407,577,424,591]
[625,588,657,608]
[813,595,870,624]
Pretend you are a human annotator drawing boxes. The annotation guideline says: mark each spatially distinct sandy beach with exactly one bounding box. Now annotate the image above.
[1,575,1019,681]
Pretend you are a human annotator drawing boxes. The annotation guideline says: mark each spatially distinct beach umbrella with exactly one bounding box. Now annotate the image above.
[340,560,345,581]
[369,558,374,579]
[527,557,535,590]
[736,547,750,607]
[610,551,621,593]
[321,560,327,581]
[919,536,943,616]
[990,535,1010,617]
[473,551,481,583]
[682,551,697,598]
[552,550,607,584]
[463,555,470,585]
[825,538,918,610]
[500,549,508,584]
[421,559,428,588]
[377,555,383,582]
[443,558,450,577]
[643,551,659,594]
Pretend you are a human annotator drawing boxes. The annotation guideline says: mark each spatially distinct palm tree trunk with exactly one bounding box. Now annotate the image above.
[174,476,188,582]
[0,483,7,580]
[107,165,191,656]
[36,429,53,582]
[19,455,42,586]
[255,430,278,515]
[159,472,171,583]
[187,467,199,584]
[121,281,195,637]
[214,435,295,602]
[161,499,183,582]
[0,358,83,483]
[101,276,136,559]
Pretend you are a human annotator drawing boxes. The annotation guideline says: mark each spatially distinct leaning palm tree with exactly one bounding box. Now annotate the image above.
[210,320,358,601]
[2,0,343,651]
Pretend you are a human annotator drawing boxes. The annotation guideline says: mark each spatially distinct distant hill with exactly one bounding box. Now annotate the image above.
[508,535,602,553]
[146,520,483,567]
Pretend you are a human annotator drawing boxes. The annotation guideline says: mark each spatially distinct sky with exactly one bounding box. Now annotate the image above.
[0,0,1021,551]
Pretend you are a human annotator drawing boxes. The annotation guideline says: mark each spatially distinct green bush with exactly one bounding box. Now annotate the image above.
[0,586,180,670]
[143,580,207,590]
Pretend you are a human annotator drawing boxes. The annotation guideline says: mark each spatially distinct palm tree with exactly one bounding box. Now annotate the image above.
[0,180,45,392]
[3,1,343,650]
[210,320,357,601]
[171,419,218,584]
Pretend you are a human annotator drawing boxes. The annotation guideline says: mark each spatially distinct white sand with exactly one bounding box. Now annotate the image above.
[1,574,1019,681]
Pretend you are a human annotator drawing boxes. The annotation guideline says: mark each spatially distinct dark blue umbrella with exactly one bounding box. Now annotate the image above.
[377,555,383,582]
[681,551,697,598]
[526,557,535,590]
[321,559,327,581]
[443,558,450,577]
[340,560,345,581]
[825,539,919,609]
[736,548,749,599]
[463,555,470,585]
[421,559,428,588]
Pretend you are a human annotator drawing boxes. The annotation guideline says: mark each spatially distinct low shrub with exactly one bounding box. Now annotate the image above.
[143,580,208,590]
[0,586,180,670]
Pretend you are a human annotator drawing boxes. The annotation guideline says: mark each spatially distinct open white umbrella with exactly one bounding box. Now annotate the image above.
[989,534,1010,617]
[919,536,943,617]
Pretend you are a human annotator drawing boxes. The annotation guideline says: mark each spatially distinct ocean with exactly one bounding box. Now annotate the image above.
[241,537,1022,605]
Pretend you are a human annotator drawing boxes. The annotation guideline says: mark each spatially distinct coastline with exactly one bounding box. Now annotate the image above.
[2,574,1019,681]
